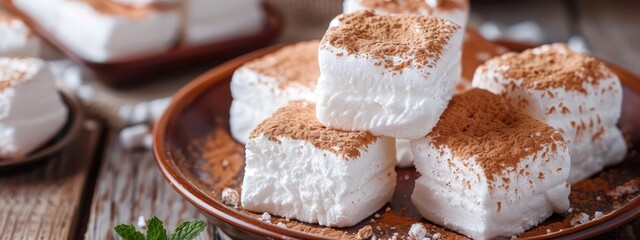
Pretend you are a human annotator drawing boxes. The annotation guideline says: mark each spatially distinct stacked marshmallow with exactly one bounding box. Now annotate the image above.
[343,0,470,29]
[241,101,396,227]
[14,0,264,62]
[315,11,463,140]
[472,43,627,183]
[0,10,40,57]
[229,40,320,144]
[411,89,571,240]
[340,1,469,167]
[0,58,68,158]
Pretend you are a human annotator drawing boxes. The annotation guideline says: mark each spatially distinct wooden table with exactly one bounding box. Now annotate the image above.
[1,0,639,239]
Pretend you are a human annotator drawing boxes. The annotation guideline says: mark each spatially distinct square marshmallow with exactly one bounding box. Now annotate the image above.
[241,101,396,227]
[343,0,469,29]
[230,40,320,144]
[15,0,181,62]
[0,10,40,57]
[411,89,571,240]
[0,58,68,158]
[472,43,627,183]
[316,11,463,140]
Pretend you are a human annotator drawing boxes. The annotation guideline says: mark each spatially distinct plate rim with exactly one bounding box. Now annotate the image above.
[154,40,640,240]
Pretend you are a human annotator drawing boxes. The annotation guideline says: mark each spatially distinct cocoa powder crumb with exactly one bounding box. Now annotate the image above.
[480,43,613,94]
[321,11,461,73]
[243,40,320,90]
[249,101,378,159]
[426,89,564,184]
[356,225,374,239]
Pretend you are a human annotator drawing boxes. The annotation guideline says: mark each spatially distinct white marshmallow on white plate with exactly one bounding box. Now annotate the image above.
[0,10,40,57]
[0,58,68,158]
[230,40,319,144]
[411,89,571,240]
[182,0,264,45]
[472,43,627,184]
[343,0,469,29]
[14,0,181,63]
[241,101,396,227]
[316,11,463,140]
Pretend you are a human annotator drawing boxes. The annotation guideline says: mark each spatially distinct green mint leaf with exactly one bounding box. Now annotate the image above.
[147,216,168,240]
[169,220,207,240]
[114,224,145,240]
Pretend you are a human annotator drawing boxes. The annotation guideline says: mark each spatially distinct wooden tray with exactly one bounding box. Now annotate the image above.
[3,1,284,88]
[153,40,640,239]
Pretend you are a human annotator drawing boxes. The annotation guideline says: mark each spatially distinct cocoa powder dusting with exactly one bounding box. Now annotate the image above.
[0,59,37,92]
[79,0,174,19]
[427,89,564,183]
[243,40,320,90]
[360,0,467,13]
[322,11,461,72]
[483,43,612,94]
[249,101,378,159]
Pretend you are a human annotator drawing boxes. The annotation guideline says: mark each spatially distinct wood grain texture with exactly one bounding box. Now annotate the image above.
[576,0,640,76]
[84,132,215,240]
[0,120,102,240]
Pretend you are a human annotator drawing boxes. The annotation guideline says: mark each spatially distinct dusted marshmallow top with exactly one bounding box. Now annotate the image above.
[250,101,378,159]
[243,40,320,90]
[358,0,468,14]
[426,88,565,184]
[321,10,461,74]
[478,43,612,94]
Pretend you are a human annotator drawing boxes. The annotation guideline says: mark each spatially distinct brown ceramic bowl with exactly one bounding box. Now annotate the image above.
[0,88,84,170]
[4,1,284,88]
[154,38,640,239]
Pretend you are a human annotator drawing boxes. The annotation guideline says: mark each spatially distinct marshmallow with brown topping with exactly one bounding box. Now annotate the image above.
[0,58,68,158]
[315,11,463,140]
[411,89,570,240]
[229,41,320,144]
[472,43,627,183]
[344,0,469,29]
[14,0,180,62]
[241,101,396,227]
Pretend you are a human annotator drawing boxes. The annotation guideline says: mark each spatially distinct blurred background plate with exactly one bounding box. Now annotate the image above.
[154,39,640,239]
[0,88,84,170]
[3,1,284,88]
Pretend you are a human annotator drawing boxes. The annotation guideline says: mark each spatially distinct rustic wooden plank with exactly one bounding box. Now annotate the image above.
[0,119,102,240]
[84,132,215,240]
[576,0,640,76]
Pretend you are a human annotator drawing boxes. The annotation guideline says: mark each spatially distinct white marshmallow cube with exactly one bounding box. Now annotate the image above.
[241,101,396,227]
[230,41,319,144]
[0,58,68,158]
[411,89,571,240]
[182,0,264,45]
[472,43,627,183]
[316,11,463,139]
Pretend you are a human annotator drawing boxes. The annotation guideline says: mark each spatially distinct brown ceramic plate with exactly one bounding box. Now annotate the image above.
[154,38,640,239]
[0,88,84,170]
[3,1,283,88]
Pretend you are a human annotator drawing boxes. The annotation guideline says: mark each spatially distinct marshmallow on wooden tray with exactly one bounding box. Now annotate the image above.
[229,40,319,144]
[0,58,68,158]
[472,43,627,184]
[343,0,469,29]
[411,89,571,240]
[241,101,396,227]
[315,11,463,140]
[14,0,180,63]
[182,0,264,45]
[0,10,40,57]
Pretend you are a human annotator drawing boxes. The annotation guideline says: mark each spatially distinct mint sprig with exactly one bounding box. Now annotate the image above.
[114,216,206,240]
